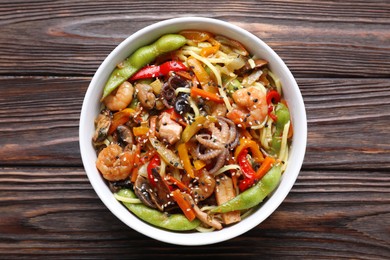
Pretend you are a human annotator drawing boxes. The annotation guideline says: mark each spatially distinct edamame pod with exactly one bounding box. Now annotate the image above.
[211,165,282,213]
[116,189,200,231]
[101,34,187,100]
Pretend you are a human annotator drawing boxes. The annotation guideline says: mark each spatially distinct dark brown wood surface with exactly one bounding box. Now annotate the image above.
[0,1,389,259]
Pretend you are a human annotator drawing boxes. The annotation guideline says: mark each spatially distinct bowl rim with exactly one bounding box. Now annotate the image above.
[79,16,307,246]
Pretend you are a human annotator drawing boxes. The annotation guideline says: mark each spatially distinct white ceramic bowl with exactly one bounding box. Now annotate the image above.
[79,16,307,246]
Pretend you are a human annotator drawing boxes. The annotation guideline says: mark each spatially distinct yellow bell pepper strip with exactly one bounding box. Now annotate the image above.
[132,126,150,137]
[108,108,135,134]
[177,142,195,178]
[193,159,206,170]
[187,56,217,93]
[234,138,264,163]
[179,30,212,42]
[181,115,217,143]
[190,87,224,104]
[171,189,197,222]
[238,156,276,191]
[200,37,221,57]
[101,34,187,101]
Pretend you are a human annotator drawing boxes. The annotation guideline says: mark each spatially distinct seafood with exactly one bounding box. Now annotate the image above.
[194,117,237,173]
[93,109,112,143]
[136,83,156,110]
[93,31,293,232]
[227,86,268,128]
[96,144,133,181]
[103,81,134,111]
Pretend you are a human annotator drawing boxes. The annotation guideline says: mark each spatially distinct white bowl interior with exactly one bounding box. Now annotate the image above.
[79,16,307,246]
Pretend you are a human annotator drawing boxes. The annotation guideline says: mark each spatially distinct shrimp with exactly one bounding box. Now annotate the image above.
[96,143,133,181]
[226,86,267,127]
[103,81,134,111]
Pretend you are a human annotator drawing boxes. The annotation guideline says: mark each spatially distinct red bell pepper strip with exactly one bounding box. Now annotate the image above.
[129,60,187,81]
[237,149,256,179]
[266,90,281,121]
[147,154,161,187]
[238,156,276,191]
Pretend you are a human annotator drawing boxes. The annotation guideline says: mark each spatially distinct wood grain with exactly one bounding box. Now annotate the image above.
[0,77,389,169]
[0,167,388,258]
[0,0,389,258]
[0,1,389,77]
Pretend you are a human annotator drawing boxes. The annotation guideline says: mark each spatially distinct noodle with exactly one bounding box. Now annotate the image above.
[93,30,293,232]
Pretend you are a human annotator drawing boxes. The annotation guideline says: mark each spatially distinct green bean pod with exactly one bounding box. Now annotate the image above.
[116,189,200,231]
[270,103,290,154]
[211,165,282,213]
[101,34,187,100]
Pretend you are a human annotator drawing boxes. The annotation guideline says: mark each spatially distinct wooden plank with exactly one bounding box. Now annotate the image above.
[0,77,86,166]
[302,78,390,170]
[1,76,389,169]
[0,1,389,77]
[0,167,388,258]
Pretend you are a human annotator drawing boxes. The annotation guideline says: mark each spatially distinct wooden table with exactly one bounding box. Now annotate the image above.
[1,1,389,258]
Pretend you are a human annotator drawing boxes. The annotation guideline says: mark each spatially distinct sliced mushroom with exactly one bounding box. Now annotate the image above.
[108,178,133,193]
[150,168,176,211]
[117,125,134,149]
[215,35,249,56]
[134,171,176,212]
[134,175,158,209]
[236,59,268,76]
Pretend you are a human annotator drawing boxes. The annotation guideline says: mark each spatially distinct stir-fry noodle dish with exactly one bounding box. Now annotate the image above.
[92,31,293,232]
